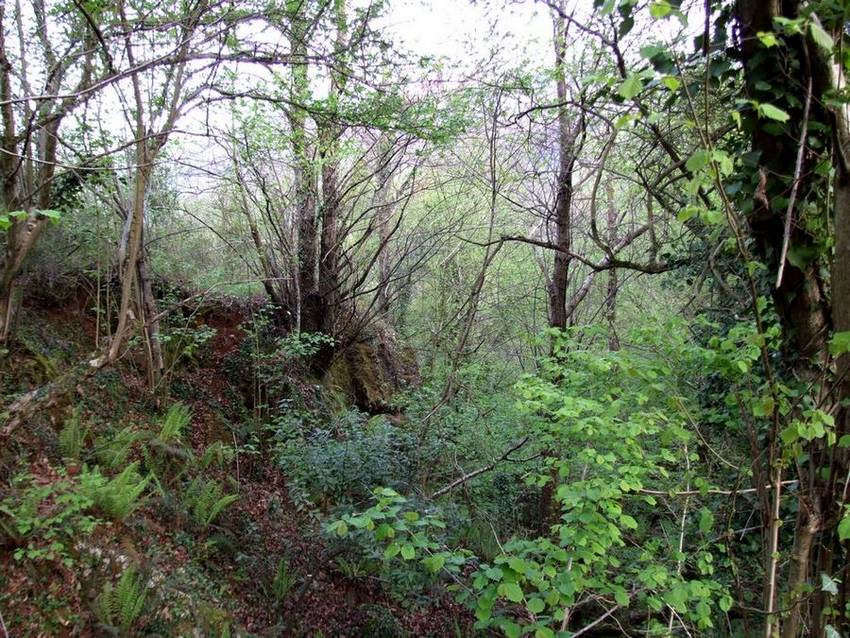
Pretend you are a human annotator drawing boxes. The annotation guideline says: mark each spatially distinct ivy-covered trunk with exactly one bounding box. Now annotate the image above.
[734,1,850,635]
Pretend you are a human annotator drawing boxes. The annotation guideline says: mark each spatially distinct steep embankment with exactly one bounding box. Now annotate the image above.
[0,297,466,637]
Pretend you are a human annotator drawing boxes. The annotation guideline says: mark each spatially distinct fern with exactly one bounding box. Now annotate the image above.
[79,463,149,521]
[95,565,148,631]
[158,402,191,445]
[58,406,89,460]
[200,441,235,469]
[95,427,143,469]
[271,558,297,603]
[184,477,238,528]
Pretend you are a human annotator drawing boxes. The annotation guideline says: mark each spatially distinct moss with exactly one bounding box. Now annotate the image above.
[359,603,407,638]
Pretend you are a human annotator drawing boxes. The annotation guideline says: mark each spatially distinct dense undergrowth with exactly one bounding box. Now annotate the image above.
[0,290,792,637]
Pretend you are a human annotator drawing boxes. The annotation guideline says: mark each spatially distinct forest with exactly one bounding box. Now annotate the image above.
[1,0,849,636]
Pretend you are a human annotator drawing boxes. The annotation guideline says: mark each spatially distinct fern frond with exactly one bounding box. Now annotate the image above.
[58,406,89,460]
[158,402,191,445]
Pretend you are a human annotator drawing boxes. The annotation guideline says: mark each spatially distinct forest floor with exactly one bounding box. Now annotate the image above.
[0,296,469,637]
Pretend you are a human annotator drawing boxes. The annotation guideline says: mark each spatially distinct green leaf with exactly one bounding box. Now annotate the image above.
[527,597,545,614]
[758,103,790,123]
[809,21,833,51]
[830,332,850,356]
[614,588,630,606]
[821,572,839,595]
[752,396,775,418]
[825,625,841,638]
[384,542,401,559]
[757,31,779,47]
[502,622,521,638]
[839,515,850,542]
[498,582,524,603]
[618,74,644,100]
[422,554,446,573]
[649,1,671,18]
[699,508,714,534]
[685,149,711,173]
[661,76,681,91]
[401,544,415,560]
[334,521,348,537]
[535,628,554,638]
[620,514,638,530]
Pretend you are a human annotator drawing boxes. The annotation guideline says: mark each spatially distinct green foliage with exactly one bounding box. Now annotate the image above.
[158,402,192,445]
[269,557,298,603]
[58,406,89,460]
[94,565,149,633]
[275,411,415,507]
[78,463,150,521]
[0,473,100,566]
[328,487,467,578]
[95,426,144,470]
[183,476,238,529]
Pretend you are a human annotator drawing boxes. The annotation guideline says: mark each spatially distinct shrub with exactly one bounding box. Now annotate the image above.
[275,412,415,507]
[0,472,100,566]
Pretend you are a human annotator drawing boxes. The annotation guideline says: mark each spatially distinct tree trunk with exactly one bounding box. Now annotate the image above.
[137,244,164,389]
[547,0,582,331]
[605,180,619,351]
[286,4,319,332]
[734,2,850,635]
[318,123,341,337]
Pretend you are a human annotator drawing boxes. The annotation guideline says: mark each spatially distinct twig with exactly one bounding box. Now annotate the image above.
[0,603,9,638]
[776,76,812,288]
[637,480,797,497]
[570,604,621,638]
[430,437,529,499]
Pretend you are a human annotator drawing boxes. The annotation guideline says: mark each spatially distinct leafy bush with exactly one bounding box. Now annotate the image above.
[276,412,416,507]
[0,472,100,566]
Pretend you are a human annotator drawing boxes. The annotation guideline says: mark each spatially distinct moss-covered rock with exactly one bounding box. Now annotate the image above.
[324,324,418,413]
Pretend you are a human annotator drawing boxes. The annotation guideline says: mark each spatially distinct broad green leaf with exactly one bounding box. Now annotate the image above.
[759,103,790,122]
[502,622,521,638]
[384,542,401,559]
[757,31,779,47]
[661,76,681,91]
[699,508,714,534]
[649,1,671,18]
[821,572,839,595]
[839,515,850,542]
[527,597,545,614]
[618,74,643,100]
[498,582,524,603]
[809,21,833,51]
[830,332,850,356]
[422,554,446,573]
[401,543,415,560]
[685,149,711,173]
